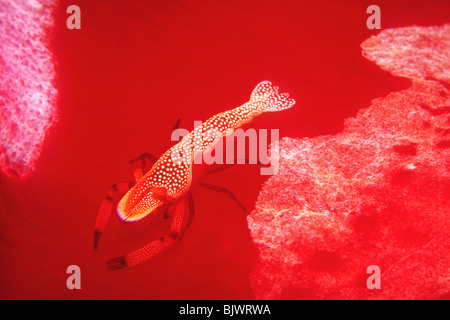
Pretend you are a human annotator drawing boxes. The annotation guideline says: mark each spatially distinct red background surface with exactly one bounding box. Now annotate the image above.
[0,0,449,299]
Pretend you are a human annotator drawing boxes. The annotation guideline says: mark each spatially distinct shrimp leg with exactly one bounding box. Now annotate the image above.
[94,153,158,249]
[94,181,135,249]
[106,195,193,270]
[198,181,247,212]
[128,152,158,173]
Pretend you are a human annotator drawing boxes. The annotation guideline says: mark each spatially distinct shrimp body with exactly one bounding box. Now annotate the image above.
[95,80,295,269]
[117,81,295,222]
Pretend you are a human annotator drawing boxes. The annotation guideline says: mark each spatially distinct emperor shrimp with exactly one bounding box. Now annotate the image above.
[94,81,295,269]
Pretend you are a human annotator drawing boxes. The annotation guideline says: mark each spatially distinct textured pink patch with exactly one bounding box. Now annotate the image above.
[0,0,57,177]
[248,24,450,299]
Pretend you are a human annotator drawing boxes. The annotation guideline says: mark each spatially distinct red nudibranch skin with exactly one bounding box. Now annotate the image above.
[0,0,57,177]
[117,81,295,222]
[248,24,450,300]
